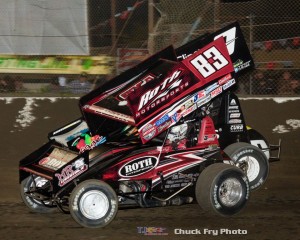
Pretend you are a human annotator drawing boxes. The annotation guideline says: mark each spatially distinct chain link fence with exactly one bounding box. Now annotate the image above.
[0,0,299,96]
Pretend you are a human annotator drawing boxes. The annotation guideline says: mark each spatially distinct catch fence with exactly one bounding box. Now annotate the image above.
[0,0,299,96]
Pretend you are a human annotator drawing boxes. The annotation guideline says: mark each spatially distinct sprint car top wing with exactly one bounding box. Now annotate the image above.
[79,22,253,143]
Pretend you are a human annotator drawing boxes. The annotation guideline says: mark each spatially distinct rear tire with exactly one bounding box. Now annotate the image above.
[196,163,249,216]
[224,142,269,190]
[69,180,118,228]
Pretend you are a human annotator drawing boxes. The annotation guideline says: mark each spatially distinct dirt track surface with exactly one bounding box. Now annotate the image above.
[0,98,299,240]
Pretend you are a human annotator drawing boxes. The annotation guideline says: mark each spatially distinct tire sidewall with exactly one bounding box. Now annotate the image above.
[20,176,55,213]
[231,146,269,190]
[70,182,118,228]
[21,176,39,210]
[211,169,249,216]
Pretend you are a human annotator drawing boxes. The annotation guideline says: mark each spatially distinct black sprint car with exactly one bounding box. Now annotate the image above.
[19,22,280,228]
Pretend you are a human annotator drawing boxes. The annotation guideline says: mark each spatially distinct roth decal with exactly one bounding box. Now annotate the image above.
[119,156,158,177]
[39,157,67,170]
[138,70,182,111]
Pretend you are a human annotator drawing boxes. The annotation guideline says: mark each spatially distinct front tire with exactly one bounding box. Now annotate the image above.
[69,180,118,228]
[196,163,250,216]
[224,142,269,190]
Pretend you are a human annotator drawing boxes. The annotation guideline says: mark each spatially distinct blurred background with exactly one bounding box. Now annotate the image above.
[0,0,299,96]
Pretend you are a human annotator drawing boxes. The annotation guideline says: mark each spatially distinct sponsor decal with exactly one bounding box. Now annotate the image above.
[234,59,251,73]
[118,156,158,177]
[233,149,254,161]
[203,134,217,141]
[141,124,156,141]
[72,133,106,153]
[164,177,195,189]
[39,148,77,170]
[229,105,239,110]
[228,109,240,113]
[138,70,183,111]
[222,78,236,90]
[39,157,66,170]
[193,90,206,103]
[134,80,190,118]
[171,112,183,123]
[230,113,241,118]
[155,115,170,127]
[233,59,243,68]
[230,99,237,105]
[55,158,88,187]
[184,99,195,109]
[251,178,264,190]
[197,94,211,107]
[71,187,85,211]
[228,119,242,124]
[198,90,206,99]
[157,120,172,132]
[211,86,223,98]
[85,105,135,125]
[95,108,133,123]
[218,73,232,85]
[104,199,117,223]
[182,104,197,117]
[230,124,244,132]
[205,82,219,95]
